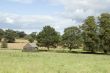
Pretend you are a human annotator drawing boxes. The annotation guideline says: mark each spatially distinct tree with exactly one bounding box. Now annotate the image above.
[4,29,16,43]
[28,36,34,43]
[99,13,110,53]
[25,32,37,43]
[62,26,82,51]
[0,29,4,42]
[17,31,26,38]
[30,32,37,40]
[82,16,99,53]
[36,26,60,50]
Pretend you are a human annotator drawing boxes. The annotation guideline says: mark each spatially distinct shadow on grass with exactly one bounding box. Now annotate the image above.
[69,51,110,55]
[0,48,109,55]
[38,49,69,53]
[37,49,110,55]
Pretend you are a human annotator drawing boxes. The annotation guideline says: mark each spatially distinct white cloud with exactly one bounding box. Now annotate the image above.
[1,0,110,34]
[0,12,77,34]
[50,0,110,20]
[6,17,14,24]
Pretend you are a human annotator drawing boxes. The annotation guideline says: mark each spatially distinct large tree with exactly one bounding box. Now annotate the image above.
[0,29,4,42]
[4,29,16,43]
[30,32,37,40]
[17,31,26,38]
[27,36,34,43]
[36,26,60,50]
[99,13,110,53]
[62,26,82,51]
[82,16,99,53]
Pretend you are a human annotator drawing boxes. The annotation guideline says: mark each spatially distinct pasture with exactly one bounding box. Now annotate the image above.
[0,39,28,49]
[0,49,110,73]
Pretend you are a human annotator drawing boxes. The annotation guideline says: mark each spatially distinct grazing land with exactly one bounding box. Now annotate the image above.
[0,39,28,49]
[0,49,110,73]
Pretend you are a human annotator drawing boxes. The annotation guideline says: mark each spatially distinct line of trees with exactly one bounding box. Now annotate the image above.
[36,13,110,54]
[0,29,37,43]
[81,13,110,54]
[0,29,27,43]
[0,13,110,54]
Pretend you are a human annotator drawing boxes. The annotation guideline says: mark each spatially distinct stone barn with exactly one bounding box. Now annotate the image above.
[22,43,38,52]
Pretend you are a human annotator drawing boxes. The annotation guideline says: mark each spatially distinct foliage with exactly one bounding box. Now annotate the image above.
[62,26,82,51]
[28,36,34,43]
[99,13,110,53]
[30,32,37,40]
[17,31,26,38]
[82,16,99,52]
[37,26,60,50]
[0,29,4,42]
[4,29,16,43]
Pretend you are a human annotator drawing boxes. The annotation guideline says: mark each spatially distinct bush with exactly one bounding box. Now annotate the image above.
[4,29,15,43]
[28,36,34,43]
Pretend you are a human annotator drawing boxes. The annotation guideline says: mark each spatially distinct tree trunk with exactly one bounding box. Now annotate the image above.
[104,49,107,54]
[0,38,2,42]
[91,48,95,53]
[69,44,72,51]
[69,47,72,51]
[47,46,49,50]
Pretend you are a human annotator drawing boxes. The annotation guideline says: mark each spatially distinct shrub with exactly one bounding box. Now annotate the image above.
[28,36,34,43]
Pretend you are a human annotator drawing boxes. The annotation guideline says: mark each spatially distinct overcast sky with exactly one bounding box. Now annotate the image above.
[0,0,110,34]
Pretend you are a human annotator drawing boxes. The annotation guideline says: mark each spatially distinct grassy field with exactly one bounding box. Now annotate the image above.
[0,49,110,73]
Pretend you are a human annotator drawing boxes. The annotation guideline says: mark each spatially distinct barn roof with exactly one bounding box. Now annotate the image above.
[29,43,37,47]
[24,43,37,48]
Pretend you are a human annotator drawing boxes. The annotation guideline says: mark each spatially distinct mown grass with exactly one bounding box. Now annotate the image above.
[0,49,110,73]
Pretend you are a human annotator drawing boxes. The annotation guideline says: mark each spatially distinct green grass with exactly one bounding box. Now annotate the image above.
[0,49,110,73]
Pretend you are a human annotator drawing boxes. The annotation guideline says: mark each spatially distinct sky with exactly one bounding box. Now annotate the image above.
[0,0,110,34]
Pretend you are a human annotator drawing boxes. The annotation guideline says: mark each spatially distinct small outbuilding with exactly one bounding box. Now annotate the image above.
[22,43,38,52]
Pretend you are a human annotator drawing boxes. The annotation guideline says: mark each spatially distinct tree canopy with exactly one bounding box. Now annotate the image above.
[82,16,99,53]
[62,26,82,51]
[4,29,16,43]
[36,26,60,50]
[0,29,4,41]
[99,13,110,53]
